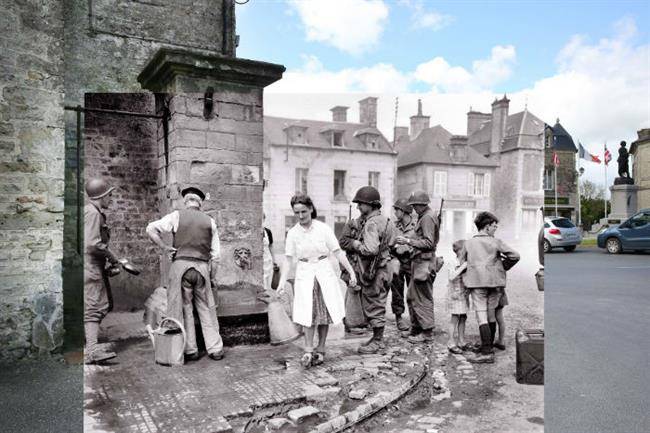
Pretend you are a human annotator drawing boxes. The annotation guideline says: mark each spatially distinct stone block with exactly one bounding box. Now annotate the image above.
[287,406,320,423]
[208,117,263,136]
[206,131,236,151]
[189,162,232,185]
[267,418,290,430]
[230,165,260,184]
[349,388,367,400]
[234,133,262,153]
[170,128,206,149]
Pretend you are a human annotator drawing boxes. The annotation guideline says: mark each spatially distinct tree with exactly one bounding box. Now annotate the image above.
[580,180,611,230]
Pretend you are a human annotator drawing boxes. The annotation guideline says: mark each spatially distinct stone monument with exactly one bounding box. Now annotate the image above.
[609,140,638,222]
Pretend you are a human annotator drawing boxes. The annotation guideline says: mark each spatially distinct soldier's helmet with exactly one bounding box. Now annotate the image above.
[407,190,430,205]
[85,177,115,200]
[393,198,413,214]
[352,186,381,207]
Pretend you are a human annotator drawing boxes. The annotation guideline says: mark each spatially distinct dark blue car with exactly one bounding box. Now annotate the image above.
[597,208,650,253]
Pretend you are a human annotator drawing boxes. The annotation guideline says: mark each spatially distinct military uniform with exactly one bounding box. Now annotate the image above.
[406,206,439,334]
[349,210,395,328]
[389,215,415,319]
[84,203,117,324]
[339,217,367,329]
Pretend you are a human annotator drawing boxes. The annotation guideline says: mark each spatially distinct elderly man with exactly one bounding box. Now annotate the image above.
[84,177,119,364]
[146,187,224,361]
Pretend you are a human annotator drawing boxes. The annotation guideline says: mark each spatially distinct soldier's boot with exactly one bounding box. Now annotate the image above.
[407,329,434,344]
[396,315,410,331]
[358,327,385,354]
[84,347,117,364]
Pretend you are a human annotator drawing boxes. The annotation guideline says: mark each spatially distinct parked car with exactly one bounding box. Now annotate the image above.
[543,217,582,253]
[597,208,650,254]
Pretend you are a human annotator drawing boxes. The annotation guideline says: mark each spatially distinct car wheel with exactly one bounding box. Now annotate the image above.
[605,237,622,254]
[563,245,577,252]
[543,239,551,254]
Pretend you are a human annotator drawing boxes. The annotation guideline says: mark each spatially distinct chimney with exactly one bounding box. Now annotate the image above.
[490,94,509,154]
[410,99,430,140]
[467,107,491,136]
[358,96,377,127]
[330,105,348,122]
[449,135,469,162]
[394,126,409,143]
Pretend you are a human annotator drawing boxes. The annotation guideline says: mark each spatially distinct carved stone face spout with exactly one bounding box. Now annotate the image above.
[234,247,252,270]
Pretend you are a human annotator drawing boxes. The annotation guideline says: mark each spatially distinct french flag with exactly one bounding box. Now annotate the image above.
[578,142,601,164]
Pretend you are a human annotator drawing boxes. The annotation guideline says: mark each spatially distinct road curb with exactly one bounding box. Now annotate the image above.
[307,361,429,433]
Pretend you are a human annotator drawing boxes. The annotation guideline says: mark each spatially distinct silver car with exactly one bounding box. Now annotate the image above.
[543,217,582,252]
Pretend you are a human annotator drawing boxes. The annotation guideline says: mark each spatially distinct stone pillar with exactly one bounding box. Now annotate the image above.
[609,184,639,222]
[139,49,284,320]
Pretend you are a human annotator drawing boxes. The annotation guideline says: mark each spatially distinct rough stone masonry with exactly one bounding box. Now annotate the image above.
[0,0,284,359]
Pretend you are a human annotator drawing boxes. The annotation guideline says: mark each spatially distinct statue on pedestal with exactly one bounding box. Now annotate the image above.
[615,140,634,185]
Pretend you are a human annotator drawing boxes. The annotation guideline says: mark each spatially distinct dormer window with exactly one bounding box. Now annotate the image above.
[332,131,344,147]
[283,124,308,145]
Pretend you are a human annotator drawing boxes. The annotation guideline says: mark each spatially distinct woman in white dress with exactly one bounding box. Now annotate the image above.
[277,194,357,367]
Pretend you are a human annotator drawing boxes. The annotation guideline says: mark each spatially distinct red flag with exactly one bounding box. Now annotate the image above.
[604,146,612,165]
[552,152,560,166]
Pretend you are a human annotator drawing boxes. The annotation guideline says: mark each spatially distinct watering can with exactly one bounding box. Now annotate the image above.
[145,317,186,366]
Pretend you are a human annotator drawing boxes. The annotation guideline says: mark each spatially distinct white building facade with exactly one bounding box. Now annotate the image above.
[263,98,397,249]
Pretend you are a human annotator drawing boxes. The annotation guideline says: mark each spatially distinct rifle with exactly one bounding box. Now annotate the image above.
[436,198,444,241]
[365,218,391,284]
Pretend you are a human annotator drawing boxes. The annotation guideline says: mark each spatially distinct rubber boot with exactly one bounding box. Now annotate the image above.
[489,322,497,345]
[469,324,495,364]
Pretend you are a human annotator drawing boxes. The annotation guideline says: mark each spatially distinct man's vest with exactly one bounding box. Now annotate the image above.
[173,209,212,261]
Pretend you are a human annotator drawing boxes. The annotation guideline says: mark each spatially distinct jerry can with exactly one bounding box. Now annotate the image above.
[516,329,544,385]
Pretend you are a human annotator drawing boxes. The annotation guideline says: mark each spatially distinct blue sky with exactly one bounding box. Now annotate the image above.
[236,0,650,188]
[238,1,647,91]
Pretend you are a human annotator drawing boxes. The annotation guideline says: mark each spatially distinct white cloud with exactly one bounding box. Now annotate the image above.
[289,0,388,55]
[267,54,412,94]
[401,0,454,31]
[414,45,516,92]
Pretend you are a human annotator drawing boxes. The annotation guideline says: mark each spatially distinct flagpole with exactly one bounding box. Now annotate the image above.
[577,149,581,227]
[554,159,558,217]
[604,141,608,222]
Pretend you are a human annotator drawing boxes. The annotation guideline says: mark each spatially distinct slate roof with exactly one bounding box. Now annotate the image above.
[397,125,498,168]
[549,120,578,152]
[263,116,395,155]
[467,109,546,152]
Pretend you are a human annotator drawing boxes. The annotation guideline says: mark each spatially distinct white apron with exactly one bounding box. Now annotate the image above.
[292,256,345,327]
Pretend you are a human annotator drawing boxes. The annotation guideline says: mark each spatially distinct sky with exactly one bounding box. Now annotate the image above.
[236,0,650,190]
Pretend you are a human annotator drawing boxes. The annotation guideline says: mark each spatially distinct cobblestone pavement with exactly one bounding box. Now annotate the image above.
[84,322,428,433]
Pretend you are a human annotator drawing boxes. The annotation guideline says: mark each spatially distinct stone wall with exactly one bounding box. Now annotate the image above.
[63,0,236,265]
[84,94,160,310]
[0,0,65,359]
[159,93,265,317]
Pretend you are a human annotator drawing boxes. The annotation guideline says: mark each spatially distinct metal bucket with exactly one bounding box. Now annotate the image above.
[146,317,186,367]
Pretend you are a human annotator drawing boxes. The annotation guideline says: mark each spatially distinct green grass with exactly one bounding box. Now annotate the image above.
[581,238,597,247]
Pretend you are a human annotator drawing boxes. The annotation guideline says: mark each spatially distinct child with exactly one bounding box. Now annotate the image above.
[447,240,469,354]
[461,211,519,363]
[494,289,508,350]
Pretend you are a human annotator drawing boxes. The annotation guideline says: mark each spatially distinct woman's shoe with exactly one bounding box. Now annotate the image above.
[493,342,506,351]
[312,351,325,366]
[300,352,313,368]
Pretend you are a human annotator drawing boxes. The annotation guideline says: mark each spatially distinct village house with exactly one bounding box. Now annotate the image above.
[396,96,545,242]
[263,97,397,248]
[543,120,578,220]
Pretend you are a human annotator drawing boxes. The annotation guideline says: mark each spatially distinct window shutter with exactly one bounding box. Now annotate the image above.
[442,171,447,197]
[467,172,474,197]
[484,173,490,197]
